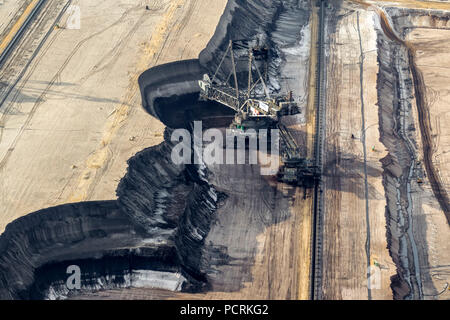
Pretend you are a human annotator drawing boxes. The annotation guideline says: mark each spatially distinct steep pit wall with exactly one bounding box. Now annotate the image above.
[0,58,223,299]
[375,8,450,299]
[117,126,223,291]
[0,200,181,299]
[138,59,207,128]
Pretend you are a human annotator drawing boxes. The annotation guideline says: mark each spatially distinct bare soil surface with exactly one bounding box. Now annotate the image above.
[321,5,394,300]
[0,0,227,232]
[406,27,450,299]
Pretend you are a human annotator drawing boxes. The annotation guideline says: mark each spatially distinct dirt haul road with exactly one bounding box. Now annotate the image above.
[320,4,394,300]
[323,0,449,300]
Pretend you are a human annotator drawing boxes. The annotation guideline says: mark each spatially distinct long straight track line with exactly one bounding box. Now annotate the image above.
[0,0,48,67]
[310,0,326,301]
[0,0,72,112]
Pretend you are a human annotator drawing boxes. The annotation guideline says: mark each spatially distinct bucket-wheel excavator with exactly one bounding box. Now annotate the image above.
[198,40,319,187]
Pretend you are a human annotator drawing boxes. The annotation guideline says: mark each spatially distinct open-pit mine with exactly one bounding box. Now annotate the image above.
[0,0,448,301]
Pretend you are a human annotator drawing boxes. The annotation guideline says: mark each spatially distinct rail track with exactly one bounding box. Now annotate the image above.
[0,0,72,109]
[0,0,48,68]
[0,0,73,173]
[310,0,326,300]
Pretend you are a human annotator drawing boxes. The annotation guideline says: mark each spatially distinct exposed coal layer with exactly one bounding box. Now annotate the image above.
[0,0,312,299]
[0,200,175,299]
[138,59,235,128]
[0,125,223,299]
[377,36,420,300]
[199,0,278,78]
[28,248,179,300]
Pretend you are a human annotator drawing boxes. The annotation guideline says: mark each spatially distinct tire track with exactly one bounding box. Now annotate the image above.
[0,2,148,170]
[354,0,449,224]
[78,5,155,84]
[152,0,193,63]
[0,0,72,169]
[67,0,186,202]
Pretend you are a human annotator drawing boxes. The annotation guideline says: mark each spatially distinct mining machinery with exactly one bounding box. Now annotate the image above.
[198,40,319,187]
[277,123,319,187]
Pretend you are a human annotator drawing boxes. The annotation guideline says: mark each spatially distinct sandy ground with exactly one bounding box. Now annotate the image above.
[323,0,450,300]
[0,0,29,43]
[0,0,227,232]
[321,7,394,299]
[407,27,450,299]
[359,0,450,10]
